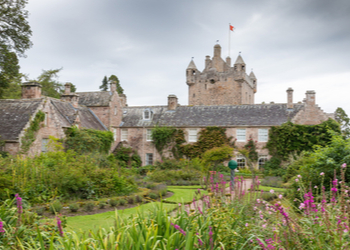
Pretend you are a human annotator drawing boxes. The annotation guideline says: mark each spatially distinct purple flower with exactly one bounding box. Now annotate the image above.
[196,233,203,246]
[15,194,23,215]
[0,219,5,234]
[56,217,64,237]
[171,222,186,236]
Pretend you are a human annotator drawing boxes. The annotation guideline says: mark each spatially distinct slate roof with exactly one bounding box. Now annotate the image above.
[0,99,43,141]
[51,100,107,130]
[76,91,112,107]
[121,104,305,128]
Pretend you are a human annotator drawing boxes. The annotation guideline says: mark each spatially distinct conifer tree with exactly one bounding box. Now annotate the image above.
[108,75,124,94]
[99,76,108,91]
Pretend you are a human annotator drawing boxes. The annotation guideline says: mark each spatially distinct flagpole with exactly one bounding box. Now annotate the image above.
[228,23,231,58]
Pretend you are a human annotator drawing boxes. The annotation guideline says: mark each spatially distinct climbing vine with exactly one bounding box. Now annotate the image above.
[243,137,258,163]
[114,146,142,168]
[181,127,234,159]
[151,126,185,159]
[266,119,341,160]
[64,126,114,154]
[20,110,46,153]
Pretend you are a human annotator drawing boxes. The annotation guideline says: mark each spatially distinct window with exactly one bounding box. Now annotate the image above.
[189,129,198,142]
[114,106,118,115]
[237,156,246,169]
[41,138,49,152]
[146,153,153,165]
[143,108,153,120]
[113,128,117,141]
[258,129,268,142]
[258,156,268,169]
[121,128,128,141]
[236,129,246,142]
[146,129,152,141]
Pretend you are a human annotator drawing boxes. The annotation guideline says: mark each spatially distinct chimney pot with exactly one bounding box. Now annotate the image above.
[168,94,178,110]
[287,88,294,109]
[21,82,42,99]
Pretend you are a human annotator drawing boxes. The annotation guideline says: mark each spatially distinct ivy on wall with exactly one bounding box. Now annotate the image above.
[266,119,341,160]
[64,127,114,154]
[20,110,46,153]
[181,127,234,159]
[151,126,185,159]
[114,146,142,168]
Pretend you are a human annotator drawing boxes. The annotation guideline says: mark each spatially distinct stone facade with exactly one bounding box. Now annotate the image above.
[187,44,256,106]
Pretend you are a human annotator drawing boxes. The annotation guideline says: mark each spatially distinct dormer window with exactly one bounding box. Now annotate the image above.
[143,108,153,120]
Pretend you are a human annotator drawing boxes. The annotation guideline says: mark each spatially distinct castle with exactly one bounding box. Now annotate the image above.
[0,44,333,167]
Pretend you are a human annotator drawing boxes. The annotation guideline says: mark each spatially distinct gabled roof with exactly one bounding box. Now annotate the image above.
[121,104,305,128]
[51,99,107,130]
[77,91,112,107]
[0,99,43,140]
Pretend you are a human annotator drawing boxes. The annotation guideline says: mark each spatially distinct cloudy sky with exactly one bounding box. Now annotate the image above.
[19,0,350,115]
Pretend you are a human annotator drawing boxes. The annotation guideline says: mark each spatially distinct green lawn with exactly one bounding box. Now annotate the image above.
[259,186,286,193]
[164,188,206,203]
[66,202,177,233]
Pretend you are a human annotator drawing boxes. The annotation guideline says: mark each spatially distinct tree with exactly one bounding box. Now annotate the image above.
[35,68,64,98]
[99,76,108,91]
[108,75,124,94]
[0,0,32,97]
[334,107,350,139]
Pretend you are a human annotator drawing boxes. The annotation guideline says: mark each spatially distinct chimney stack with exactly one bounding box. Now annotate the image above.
[286,88,294,109]
[168,94,178,110]
[305,90,316,106]
[64,82,71,95]
[61,82,79,107]
[21,82,42,99]
[110,81,117,92]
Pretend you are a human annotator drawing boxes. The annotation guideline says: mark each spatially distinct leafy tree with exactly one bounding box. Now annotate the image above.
[0,0,32,97]
[334,107,350,139]
[108,75,124,94]
[99,76,108,91]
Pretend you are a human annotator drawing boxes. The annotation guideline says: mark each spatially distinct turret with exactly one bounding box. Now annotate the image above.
[234,54,246,73]
[249,71,257,93]
[186,59,197,86]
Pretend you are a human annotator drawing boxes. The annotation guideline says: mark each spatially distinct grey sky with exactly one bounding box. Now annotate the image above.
[19,0,350,115]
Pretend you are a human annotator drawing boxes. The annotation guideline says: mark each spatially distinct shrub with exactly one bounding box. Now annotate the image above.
[260,176,283,188]
[261,192,277,201]
[83,202,94,212]
[148,192,159,200]
[49,201,63,214]
[98,201,106,209]
[109,198,118,207]
[34,207,45,216]
[127,196,135,204]
[119,199,127,206]
[69,203,79,212]
[135,195,142,203]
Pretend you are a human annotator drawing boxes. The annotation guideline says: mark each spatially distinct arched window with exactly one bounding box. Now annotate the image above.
[258,156,268,169]
[237,155,246,169]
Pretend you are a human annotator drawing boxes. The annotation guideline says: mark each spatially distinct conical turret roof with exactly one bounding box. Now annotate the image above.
[187,59,197,70]
[249,71,256,80]
[234,54,245,65]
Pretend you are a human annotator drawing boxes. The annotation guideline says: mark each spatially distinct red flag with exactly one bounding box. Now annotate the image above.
[229,25,234,31]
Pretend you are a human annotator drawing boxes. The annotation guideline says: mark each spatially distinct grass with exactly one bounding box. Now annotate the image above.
[66,202,177,233]
[165,188,208,204]
[168,185,203,189]
[258,185,286,193]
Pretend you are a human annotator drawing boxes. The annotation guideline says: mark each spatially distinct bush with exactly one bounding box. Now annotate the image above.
[260,176,283,188]
[49,201,63,214]
[83,202,95,212]
[69,203,79,212]
[98,201,106,209]
[135,195,142,203]
[119,199,126,206]
[262,156,284,177]
[127,196,135,204]
[109,198,118,207]
[148,192,159,199]
[261,192,277,201]
[34,207,45,216]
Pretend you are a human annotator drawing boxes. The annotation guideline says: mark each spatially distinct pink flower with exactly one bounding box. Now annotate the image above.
[314,186,318,189]
[297,175,301,178]
[270,189,275,194]
[278,194,283,199]
[320,172,324,176]
[342,163,347,168]
[0,219,4,234]
[245,223,249,227]
[297,188,300,191]
[262,224,267,228]
[295,178,299,182]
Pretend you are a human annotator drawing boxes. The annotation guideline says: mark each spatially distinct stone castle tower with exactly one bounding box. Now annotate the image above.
[186,44,257,105]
